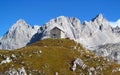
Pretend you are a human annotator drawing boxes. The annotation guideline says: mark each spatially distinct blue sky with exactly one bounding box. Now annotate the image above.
[0,0,120,36]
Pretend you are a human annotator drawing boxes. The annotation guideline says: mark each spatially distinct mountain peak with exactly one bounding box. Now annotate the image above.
[11,19,29,29]
[96,13,103,19]
[56,16,78,20]
[57,16,67,18]
[92,13,104,22]
[16,19,27,25]
[53,16,79,23]
[0,19,39,50]
[56,16,68,21]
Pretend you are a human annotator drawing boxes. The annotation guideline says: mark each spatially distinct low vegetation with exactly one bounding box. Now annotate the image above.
[0,39,120,75]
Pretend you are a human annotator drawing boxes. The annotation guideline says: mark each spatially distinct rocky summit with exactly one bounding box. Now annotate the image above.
[0,19,40,50]
[0,14,120,50]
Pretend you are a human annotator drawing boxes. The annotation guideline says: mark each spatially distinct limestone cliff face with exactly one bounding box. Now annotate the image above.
[79,14,120,50]
[35,14,120,50]
[0,19,40,50]
[0,14,120,50]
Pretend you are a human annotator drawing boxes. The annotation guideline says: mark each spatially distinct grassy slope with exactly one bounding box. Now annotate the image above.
[0,39,120,75]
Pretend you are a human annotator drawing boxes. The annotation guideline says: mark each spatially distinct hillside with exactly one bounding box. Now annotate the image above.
[0,39,120,75]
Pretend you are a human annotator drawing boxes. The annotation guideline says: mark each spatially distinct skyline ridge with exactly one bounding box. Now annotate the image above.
[0,0,120,36]
[0,13,120,37]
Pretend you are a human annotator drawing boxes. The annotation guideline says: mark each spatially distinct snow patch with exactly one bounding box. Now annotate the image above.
[109,19,120,27]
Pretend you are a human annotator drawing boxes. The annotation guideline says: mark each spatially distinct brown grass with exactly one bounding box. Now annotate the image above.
[0,39,120,75]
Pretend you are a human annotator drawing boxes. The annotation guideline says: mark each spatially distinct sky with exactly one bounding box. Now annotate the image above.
[0,0,120,36]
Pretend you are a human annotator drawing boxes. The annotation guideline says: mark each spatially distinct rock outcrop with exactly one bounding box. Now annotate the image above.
[5,67,27,75]
[71,58,87,71]
[94,43,120,64]
[0,19,40,50]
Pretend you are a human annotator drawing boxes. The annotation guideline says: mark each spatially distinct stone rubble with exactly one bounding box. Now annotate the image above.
[71,58,87,71]
[0,57,12,65]
[5,67,27,75]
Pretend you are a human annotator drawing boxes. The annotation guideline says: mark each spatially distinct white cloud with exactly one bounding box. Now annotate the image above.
[109,19,120,27]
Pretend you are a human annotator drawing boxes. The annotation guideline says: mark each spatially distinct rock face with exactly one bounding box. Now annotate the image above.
[94,43,120,64]
[31,14,120,50]
[38,16,82,40]
[28,16,82,44]
[79,14,120,50]
[1,14,120,50]
[0,19,40,50]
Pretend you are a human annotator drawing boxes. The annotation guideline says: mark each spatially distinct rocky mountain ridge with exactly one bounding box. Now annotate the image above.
[0,14,120,50]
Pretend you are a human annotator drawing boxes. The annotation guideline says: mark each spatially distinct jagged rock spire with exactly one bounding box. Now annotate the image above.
[92,13,104,22]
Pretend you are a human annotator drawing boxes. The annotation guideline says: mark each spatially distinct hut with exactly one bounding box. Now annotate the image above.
[50,26,65,38]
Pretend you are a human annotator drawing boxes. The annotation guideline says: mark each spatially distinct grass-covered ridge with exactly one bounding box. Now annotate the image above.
[0,39,120,75]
